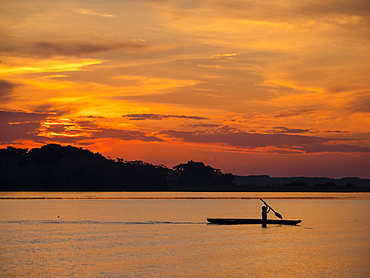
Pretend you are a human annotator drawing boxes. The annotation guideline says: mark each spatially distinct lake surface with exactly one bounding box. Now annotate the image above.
[1,192,369,277]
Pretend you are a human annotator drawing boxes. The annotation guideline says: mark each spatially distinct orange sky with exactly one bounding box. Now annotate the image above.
[1,0,370,178]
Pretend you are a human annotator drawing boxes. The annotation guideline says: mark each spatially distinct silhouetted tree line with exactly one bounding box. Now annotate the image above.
[0,144,234,191]
[233,175,370,192]
[1,144,369,192]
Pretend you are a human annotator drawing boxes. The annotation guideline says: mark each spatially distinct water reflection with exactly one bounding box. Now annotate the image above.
[1,191,369,199]
[0,193,369,277]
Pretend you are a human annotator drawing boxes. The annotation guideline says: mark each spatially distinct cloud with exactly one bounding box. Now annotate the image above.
[30,41,147,57]
[35,118,164,143]
[73,9,116,18]
[299,0,370,17]
[301,143,370,154]
[159,127,370,154]
[122,114,209,120]
[208,0,370,28]
[274,109,317,118]
[0,80,17,100]
[160,128,328,149]
[346,92,370,114]
[36,120,163,143]
[0,110,50,124]
[0,110,50,142]
[0,41,147,58]
[324,130,349,134]
[113,75,200,96]
[0,111,164,144]
[91,128,163,142]
[197,65,223,69]
[188,123,220,128]
[209,53,238,60]
[81,115,106,119]
[0,57,101,76]
[266,127,311,134]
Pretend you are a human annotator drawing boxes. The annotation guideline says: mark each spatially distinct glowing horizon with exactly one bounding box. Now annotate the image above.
[1,0,370,178]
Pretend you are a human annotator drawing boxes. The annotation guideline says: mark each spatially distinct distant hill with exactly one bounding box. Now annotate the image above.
[0,144,369,192]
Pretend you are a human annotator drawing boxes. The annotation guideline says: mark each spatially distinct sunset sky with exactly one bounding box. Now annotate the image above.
[1,0,370,178]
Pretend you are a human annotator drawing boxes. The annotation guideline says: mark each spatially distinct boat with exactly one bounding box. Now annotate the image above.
[207,218,302,225]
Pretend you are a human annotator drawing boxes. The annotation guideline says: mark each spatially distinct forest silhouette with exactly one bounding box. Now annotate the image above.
[0,144,368,191]
[0,144,233,191]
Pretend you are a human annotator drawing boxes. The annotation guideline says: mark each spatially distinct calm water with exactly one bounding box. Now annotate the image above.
[1,192,369,277]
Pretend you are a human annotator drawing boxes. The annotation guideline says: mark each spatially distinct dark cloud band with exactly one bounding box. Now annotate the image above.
[122,114,209,120]
[159,128,370,154]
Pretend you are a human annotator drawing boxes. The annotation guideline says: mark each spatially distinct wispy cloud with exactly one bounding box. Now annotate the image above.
[324,130,349,134]
[0,80,17,100]
[73,9,116,18]
[266,127,311,134]
[122,114,208,120]
[33,41,146,57]
[273,109,318,118]
[209,53,238,60]
[0,57,101,77]
[197,65,223,69]
[0,38,148,58]
[345,91,370,114]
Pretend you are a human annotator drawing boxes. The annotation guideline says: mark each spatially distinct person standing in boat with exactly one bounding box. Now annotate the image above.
[261,205,271,227]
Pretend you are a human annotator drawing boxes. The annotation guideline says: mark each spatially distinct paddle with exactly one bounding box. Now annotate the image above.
[260,198,283,219]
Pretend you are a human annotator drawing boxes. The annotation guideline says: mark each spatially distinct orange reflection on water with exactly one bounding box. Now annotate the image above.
[0,194,369,277]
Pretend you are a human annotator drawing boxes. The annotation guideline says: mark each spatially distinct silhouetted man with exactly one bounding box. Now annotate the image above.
[261,205,270,227]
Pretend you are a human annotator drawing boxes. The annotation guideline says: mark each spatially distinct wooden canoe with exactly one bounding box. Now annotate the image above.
[207,218,302,225]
